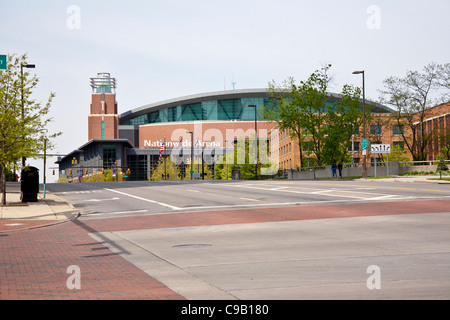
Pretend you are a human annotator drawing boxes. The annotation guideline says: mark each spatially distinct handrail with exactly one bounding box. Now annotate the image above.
[289,159,450,171]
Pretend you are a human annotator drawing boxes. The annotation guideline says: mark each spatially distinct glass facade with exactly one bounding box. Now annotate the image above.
[126,154,148,181]
[126,97,271,125]
[122,91,392,127]
[103,145,117,168]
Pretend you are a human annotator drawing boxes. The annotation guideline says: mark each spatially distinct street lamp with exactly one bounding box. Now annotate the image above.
[352,70,367,179]
[39,129,48,198]
[224,139,229,180]
[186,131,193,180]
[21,63,36,167]
[248,105,258,180]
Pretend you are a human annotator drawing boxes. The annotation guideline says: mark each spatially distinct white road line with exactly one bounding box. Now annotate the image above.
[110,209,148,215]
[81,197,120,202]
[104,188,181,210]
[177,198,399,211]
[222,183,400,200]
[369,194,409,201]
[239,197,259,201]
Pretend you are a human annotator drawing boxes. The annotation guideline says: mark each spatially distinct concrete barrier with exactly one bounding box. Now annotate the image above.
[398,165,438,174]
[288,162,440,179]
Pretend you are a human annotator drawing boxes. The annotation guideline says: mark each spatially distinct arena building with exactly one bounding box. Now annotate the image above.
[57,72,396,181]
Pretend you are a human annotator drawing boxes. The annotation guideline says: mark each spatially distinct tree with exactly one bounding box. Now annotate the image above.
[435,63,450,102]
[0,54,60,205]
[265,64,366,167]
[384,144,410,163]
[321,84,364,164]
[441,145,450,161]
[380,62,450,161]
[150,158,181,180]
[265,77,308,167]
[437,159,448,180]
[214,137,274,180]
[264,65,332,167]
[292,64,332,166]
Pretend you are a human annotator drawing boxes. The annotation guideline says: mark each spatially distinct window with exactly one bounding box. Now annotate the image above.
[101,121,105,139]
[392,125,404,135]
[370,125,382,135]
[126,154,147,181]
[393,141,405,150]
[103,145,116,168]
[168,106,178,122]
[218,99,243,120]
[130,114,148,125]
[148,111,161,123]
[182,103,203,121]
[347,141,360,152]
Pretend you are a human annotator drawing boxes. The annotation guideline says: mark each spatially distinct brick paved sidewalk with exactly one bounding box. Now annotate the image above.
[1,199,450,300]
[0,182,79,232]
[0,219,183,300]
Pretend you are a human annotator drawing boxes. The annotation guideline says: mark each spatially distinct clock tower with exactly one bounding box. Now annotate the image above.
[88,73,119,140]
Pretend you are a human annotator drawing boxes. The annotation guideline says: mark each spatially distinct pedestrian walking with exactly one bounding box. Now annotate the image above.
[338,161,343,178]
[331,161,337,178]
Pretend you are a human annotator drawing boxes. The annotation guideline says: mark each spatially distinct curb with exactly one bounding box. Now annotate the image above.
[0,191,81,233]
[0,211,80,234]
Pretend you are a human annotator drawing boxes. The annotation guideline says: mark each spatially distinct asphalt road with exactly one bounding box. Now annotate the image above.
[42,180,450,299]
[47,179,450,220]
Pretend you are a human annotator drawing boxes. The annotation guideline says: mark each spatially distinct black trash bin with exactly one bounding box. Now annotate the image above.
[21,166,39,202]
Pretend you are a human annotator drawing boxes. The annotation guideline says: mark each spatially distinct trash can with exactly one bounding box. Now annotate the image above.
[21,166,39,202]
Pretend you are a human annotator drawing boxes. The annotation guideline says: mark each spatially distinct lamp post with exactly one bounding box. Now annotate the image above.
[20,63,36,167]
[248,105,258,180]
[224,139,229,180]
[352,70,367,179]
[39,129,48,198]
[186,131,193,180]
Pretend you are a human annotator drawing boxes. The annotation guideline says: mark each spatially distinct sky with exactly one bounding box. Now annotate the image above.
[1,0,449,182]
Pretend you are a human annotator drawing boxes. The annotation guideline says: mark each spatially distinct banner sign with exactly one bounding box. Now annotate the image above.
[371,144,390,153]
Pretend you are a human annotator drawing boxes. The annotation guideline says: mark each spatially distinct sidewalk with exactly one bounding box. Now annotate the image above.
[0,182,79,232]
[361,175,450,184]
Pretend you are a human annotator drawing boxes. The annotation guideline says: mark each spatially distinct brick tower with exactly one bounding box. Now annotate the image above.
[88,73,119,140]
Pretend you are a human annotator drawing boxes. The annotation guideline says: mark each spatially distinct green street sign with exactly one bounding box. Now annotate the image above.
[361,138,369,150]
[0,55,6,70]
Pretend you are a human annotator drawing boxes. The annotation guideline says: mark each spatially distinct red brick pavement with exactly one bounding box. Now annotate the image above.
[1,199,449,300]
[0,219,64,232]
[0,221,183,300]
[78,198,450,233]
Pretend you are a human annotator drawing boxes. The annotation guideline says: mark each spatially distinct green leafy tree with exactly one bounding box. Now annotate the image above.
[0,54,60,204]
[440,145,450,161]
[265,64,367,167]
[215,137,274,180]
[384,144,410,163]
[266,77,308,167]
[186,156,214,180]
[151,158,181,180]
[322,84,364,164]
[437,159,448,180]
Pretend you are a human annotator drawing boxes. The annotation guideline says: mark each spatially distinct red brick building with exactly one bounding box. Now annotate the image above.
[57,72,449,180]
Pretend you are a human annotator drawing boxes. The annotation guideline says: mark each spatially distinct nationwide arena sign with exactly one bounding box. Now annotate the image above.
[143,140,221,148]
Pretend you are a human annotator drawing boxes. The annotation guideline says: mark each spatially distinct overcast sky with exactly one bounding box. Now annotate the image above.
[1,0,449,182]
